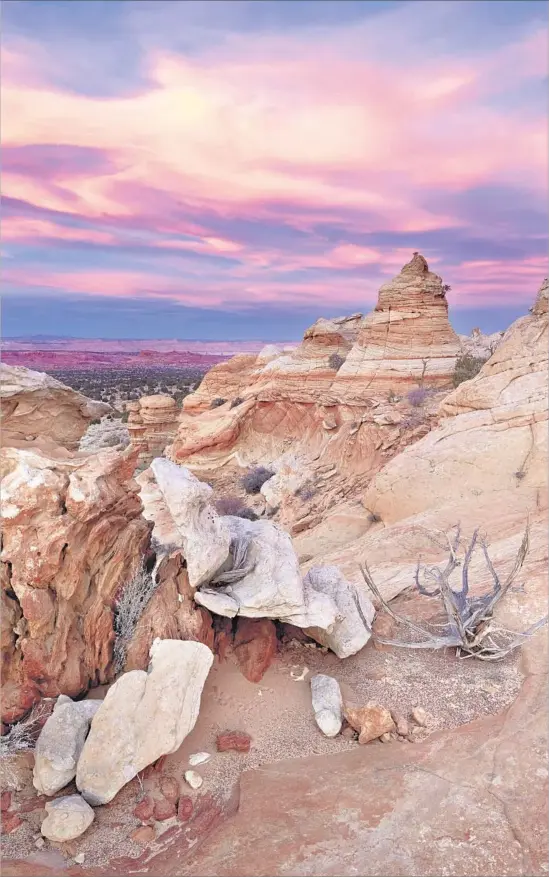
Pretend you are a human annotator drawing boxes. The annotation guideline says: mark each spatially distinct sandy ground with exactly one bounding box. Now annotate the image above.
[2,619,524,872]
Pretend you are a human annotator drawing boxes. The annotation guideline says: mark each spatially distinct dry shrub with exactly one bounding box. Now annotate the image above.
[241,466,274,495]
[112,560,160,675]
[328,352,346,371]
[210,397,227,408]
[453,355,488,388]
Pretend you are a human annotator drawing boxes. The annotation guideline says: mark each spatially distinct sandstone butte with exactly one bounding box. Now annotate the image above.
[125,394,179,467]
[1,269,547,877]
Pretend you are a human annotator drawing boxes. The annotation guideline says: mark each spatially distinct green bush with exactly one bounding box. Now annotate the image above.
[452,355,488,388]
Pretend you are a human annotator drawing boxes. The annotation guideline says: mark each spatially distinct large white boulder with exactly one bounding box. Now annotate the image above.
[76,639,213,805]
[304,566,375,658]
[149,459,231,586]
[33,695,102,796]
[41,795,95,842]
[194,515,339,629]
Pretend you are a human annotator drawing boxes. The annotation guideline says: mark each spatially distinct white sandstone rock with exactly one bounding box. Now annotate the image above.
[311,674,343,737]
[33,695,102,796]
[304,566,375,658]
[40,795,95,842]
[76,639,213,805]
[194,515,339,629]
[149,459,230,587]
[189,752,211,766]
[184,770,203,789]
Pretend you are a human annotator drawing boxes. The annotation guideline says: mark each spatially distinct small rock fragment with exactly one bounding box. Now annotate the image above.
[177,796,193,822]
[344,703,395,745]
[184,770,203,790]
[41,795,94,842]
[411,706,428,727]
[153,798,176,821]
[380,732,394,743]
[133,795,154,823]
[131,825,155,844]
[290,667,309,681]
[74,853,85,865]
[216,731,251,753]
[159,775,179,803]
[188,752,211,766]
[1,813,23,835]
[34,837,45,849]
[310,674,343,738]
[1,791,12,812]
[391,712,409,737]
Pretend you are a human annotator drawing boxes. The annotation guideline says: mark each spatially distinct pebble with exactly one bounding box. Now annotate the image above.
[74,854,85,865]
[391,712,409,737]
[159,776,180,803]
[1,791,12,812]
[133,795,155,823]
[380,733,393,743]
[188,752,211,767]
[184,770,203,790]
[153,798,176,821]
[131,825,155,844]
[411,706,428,727]
[216,730,252,753]
[34,837,45,849]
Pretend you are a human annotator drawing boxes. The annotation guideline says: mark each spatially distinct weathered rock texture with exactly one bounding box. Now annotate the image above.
[126,394,179,465]
[0,364,110,450]
[310,674,343,738]
[40,794,94,842]
[76,639,213,805]
[0,444,150,722]
[33,695,102,795]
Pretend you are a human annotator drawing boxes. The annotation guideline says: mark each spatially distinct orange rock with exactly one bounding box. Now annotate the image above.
[344,703,395,745]
[233,618,277,683]
[126,394,179,465]
[131,825,155,844]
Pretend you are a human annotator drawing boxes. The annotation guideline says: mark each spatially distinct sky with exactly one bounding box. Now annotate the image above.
[1,0,548,340]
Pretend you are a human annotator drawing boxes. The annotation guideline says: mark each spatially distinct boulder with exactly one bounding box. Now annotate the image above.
[76,639,213,805]
[40,794,95,842]
[0,364,110,450]
[233,617,278,683]
[33,695,102,795]
[303,566,375,658]
[148,459,230,587]
[310,674,343,737]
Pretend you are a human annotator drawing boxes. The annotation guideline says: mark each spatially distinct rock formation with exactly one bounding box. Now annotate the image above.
[126,394,179,465]
[0,443,150,722]
[76,639,213,805]
[33,695,102,795]
[458,327,504,358]
[0,364,110,450]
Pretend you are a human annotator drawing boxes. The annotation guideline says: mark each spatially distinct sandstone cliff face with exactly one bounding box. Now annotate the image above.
[126,394,179,466]
[1,364,110,450]
[0,445,150,722]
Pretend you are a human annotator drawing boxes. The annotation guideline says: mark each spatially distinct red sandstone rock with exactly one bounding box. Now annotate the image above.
[131,825,155,844]
[126,394,179,466]
[1,812,23,834]
[214,617,234,663]
[216,731,252,753]
[153,798,176,821]
[1,791,12,812]
[133,795,154,823]
[159,776,180,804]
[177,796,193,822]
[233,618,277,683]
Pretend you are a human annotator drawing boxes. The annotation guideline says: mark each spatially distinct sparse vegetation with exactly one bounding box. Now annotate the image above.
[241,466,274,494]
[215,496,259,520]
[211,397,227,408]
[358,524,548,661]
[230,397,244,409]
[112,561,160,675]
[44,366,204,408]
[1,701,51,790]
[295,482,317,501]
[365,510,382,524]
[407,387,429,408]
[442,283,451,294]
[328,352,346,371]
[452,354,488,388]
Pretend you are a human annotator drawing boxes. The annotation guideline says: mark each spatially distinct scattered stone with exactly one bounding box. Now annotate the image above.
[189,752,211,767]
[391,712,409,737]
[411,706,428,727]
[216,731,252,753]
[380,733,395,743]
[1,791,12,811]
[76,639,213,805]
[34,837,45,849]
[233,617,278,683]
[177,796,194,822]
[310,674,343,738]
[184,770,203,790]
[153,798,176,821]
[131,825,155,844]
[344,703,395,745]
[33,694,102,796]
[133,795,154,823]
[41,795,94,842]
[159,775,180,803]
[2,813,23,834]
[74,853,85,865]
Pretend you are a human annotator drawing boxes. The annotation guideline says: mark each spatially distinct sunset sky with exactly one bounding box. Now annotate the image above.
[2,0,547,340]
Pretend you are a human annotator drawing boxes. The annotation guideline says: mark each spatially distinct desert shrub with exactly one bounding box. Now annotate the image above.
[121,410,130,423]
[210,397,227,408]
[230,397,244,409]
[367,511,382,523]
[452,355,488,388]
[241,466,274,494]
[407,387,429,407]
[90,418,101,426]
[112,561,160,675]
[1,701,51,790]
[215,496,259,520]
[442,283,451,294]
[328,352,346,371]
[295,483,316,501]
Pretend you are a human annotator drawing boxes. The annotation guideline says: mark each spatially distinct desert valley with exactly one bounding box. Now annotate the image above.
[1,254,547,876]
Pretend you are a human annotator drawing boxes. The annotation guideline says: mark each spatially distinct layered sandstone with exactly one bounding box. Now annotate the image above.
[126,394,179,465]
[0,444,150,722]
[0,364,110,450]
